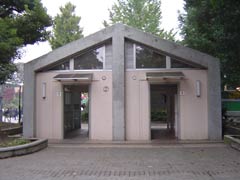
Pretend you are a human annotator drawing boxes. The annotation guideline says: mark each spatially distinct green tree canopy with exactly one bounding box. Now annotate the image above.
[0,0,52,84]
[103,0,175,41]
[49,2,84,49]
[179,0,240,87]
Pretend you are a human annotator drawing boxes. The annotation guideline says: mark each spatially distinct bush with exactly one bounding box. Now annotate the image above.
[81,111,88,123]
[151,110,167,122]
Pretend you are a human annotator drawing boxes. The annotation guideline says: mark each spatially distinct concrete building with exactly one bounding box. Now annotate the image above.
[23,24,222,141]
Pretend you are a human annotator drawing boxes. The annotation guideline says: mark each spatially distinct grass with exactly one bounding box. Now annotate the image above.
[0,138,30,148]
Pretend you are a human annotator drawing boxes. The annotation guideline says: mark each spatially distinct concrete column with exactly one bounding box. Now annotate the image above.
[112,26,125,140]
[208,60,222,140]
[23,63,35,137]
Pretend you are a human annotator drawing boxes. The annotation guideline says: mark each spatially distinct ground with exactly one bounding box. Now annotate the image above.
[0,143,240,180]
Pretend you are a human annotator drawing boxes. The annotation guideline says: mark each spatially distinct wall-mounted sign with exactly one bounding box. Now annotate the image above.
[103,86,109,92]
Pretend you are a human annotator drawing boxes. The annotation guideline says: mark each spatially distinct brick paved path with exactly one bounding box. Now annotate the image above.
[0,143,240,180]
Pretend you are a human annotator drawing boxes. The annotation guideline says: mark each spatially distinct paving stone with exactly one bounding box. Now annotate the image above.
[0,143,239,180]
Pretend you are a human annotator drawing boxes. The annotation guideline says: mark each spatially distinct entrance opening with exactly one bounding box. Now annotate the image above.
[63,85,89,140]
[150,84,177,140]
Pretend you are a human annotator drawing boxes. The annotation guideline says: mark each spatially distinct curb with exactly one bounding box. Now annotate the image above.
[0,138,48,159]
[0,126,22,136]
[224,135,240,151]
[48,142,225,149]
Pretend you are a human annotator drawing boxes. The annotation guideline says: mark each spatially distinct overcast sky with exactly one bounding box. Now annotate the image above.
[19,0,184,63]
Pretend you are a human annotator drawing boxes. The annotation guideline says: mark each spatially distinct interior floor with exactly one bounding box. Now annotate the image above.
[64,123,89,140]
[151,121,175,140]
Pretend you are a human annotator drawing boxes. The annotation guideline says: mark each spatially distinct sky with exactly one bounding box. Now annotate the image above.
[19,0,184,63]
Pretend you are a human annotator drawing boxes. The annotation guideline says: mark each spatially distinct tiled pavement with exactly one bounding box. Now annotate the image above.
[0,143,240,180]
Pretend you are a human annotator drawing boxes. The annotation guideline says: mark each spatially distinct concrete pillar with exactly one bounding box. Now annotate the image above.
[208,60,222,140]
[23,64,35,137]
[112,26,125,140]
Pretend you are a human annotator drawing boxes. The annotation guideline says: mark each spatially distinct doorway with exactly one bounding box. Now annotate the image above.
[150,84,177,140]
[63,85,89,139]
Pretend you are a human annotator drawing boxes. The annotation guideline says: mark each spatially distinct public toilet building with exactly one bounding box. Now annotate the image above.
[23,24,222,141]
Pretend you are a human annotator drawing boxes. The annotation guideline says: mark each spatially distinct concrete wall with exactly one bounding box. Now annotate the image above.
[35,69,208,141]
[35,71,112,140]
[36,72,63,139]
[125,71,150,140]
[125,70,208,140]
[179,70,208,140]
[89,71,112,140]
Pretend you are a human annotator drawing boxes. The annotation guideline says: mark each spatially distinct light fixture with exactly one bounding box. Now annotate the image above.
[236,87,240,91]
[42,82,46,99]
[196,80,201,97]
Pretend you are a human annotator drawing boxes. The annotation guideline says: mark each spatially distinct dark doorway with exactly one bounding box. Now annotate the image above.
[150,84,177,140]
[63,85,89,139]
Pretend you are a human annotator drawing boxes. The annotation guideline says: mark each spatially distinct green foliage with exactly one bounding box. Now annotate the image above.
[0,0,52,84]
[81,95,88,123]
[104,0,175,40]
[223,91,240,99]
[81,111,88,123]
[49,2,84,49]
[179,0,240,87]
[151,110,167,122]
[15,0,52,45]
[0,62,17,84]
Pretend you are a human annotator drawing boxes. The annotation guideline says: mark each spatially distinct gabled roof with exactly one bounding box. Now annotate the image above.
[26,23,219,71]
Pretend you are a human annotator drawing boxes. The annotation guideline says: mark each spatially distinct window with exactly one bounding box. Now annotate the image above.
[171,58,196,68]
[123,41,202,70]
[74,46,105,70]
[105,42,113,69]
[136,44,166,69]
[49,60,70,70]
[125,41,134,69]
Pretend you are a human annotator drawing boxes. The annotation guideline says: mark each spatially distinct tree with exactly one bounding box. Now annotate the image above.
[49,2,84,49]
[7,63,24,85]
[103,0,175,41]
[0,0,52,84]
[179,0,240,87]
